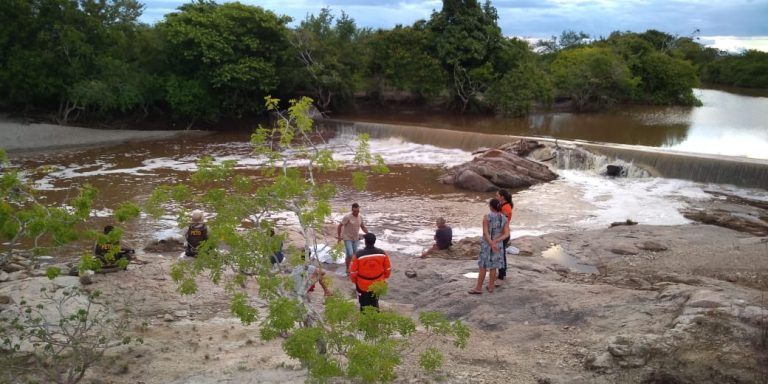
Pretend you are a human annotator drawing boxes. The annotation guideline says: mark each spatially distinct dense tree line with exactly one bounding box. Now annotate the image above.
[0,0,763,126]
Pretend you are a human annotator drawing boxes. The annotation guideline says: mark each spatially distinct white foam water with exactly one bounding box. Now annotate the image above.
[24,132,768,259]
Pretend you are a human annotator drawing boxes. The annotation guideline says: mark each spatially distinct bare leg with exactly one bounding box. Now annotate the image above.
[487,269,497,292]
[420,244,438,258]
[471,268,486,293]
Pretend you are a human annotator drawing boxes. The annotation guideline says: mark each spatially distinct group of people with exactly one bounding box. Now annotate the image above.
[97,191,511,309]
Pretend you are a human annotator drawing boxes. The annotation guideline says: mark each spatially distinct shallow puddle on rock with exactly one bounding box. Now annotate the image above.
[463,272,479,279]
[541,244,598,274]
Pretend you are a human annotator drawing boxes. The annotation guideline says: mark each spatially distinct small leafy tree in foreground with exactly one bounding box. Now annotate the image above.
[0,148,140,272]
[0,149,95,267]
[0,286,142,384]
[147,96,468,381]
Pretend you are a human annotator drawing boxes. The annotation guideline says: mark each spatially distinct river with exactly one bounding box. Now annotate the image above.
[7,88,768,261]
[338,88,768,159]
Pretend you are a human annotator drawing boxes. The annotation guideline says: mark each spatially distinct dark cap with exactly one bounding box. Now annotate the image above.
[363,232,376,245]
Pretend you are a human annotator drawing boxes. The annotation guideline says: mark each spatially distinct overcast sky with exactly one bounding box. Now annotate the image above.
[139,0,768,52]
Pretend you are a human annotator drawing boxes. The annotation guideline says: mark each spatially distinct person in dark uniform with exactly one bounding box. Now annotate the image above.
[94,225,135,269]
[349,233,391,310]
[185,209,208,257]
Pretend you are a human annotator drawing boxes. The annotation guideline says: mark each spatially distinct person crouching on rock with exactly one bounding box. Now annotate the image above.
[94,225,135,270]
[349,233,391,311]
[185,209,208,257]
[469,198,509,295]
[420,217,452,258]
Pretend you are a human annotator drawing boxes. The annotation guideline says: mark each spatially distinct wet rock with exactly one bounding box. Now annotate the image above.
[585,352,613,371]
[29,269,49,277]
[739,306,768,326]
[511,236,550,257]
[682,207,768,236]
[144,237,185,253]
[0,295,13,304]
[609,219,638,227]
[635,241,668,252]
[79,271,94,285]
[2,263,26,273]
[609,246,638,255]
[606,165,623,177]
[163,314,175,322]
[513,260,548,274]
[6,271,27,281]
[424,237,480,260]
[498,139,545,157]
[455,169,498,192]
[404,270,417,278]
[438,147,558,192]
[0,271,9,282]
[687,290,729,308]
[173,310,189,318]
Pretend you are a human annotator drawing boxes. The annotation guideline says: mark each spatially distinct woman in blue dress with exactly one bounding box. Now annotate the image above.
[469,198,509,294]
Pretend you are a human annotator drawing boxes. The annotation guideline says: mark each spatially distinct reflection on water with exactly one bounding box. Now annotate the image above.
[541,244,598,274]
[337,88,768,159]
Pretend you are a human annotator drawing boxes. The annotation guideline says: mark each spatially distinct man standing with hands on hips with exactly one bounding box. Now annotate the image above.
[337,203,369,274]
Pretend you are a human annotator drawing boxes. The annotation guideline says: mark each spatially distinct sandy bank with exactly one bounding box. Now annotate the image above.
[0,118,209,154]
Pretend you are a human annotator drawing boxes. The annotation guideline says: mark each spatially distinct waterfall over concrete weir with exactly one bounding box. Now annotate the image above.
[325,120,768,190]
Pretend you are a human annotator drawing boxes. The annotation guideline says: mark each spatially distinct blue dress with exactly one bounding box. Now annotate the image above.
[479,212,507,269]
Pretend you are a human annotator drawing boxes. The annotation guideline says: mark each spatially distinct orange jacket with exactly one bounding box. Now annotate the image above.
[349,246,391,292]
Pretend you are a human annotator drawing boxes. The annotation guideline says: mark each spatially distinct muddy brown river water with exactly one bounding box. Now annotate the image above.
[6,87,768,263]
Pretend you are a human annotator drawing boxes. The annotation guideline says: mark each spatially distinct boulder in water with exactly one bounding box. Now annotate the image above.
[606,164,623,177]
[438,146,558,192]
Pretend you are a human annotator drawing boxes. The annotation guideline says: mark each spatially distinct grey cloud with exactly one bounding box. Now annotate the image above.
[138,0,768,37]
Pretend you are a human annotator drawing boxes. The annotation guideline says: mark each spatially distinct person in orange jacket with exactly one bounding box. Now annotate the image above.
[349,233,391,311]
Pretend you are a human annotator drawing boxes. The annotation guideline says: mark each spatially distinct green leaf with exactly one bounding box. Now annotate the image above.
[418,347,443,372]
[45,267,61,280]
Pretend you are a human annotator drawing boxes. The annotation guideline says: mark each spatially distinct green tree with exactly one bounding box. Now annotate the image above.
[0,0,147,121]
[0,149,140,269]
[0,287,142,384]
[427,0,505,112]
[550,47,638,111]
[485,37,553,117]
[635,51,700,105]
[487,61,553,117]
[363,24,447,103]
[146,97,467,381]
[703,50,768,88]
[0,149,94,266]
[157,1,292,121]
[536,29,590,54]
[291,8,367,111]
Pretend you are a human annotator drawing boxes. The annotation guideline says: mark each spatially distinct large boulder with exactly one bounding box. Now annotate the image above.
[439,145,558,192]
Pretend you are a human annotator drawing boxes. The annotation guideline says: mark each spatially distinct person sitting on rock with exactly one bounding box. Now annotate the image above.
[94,225,135,269]
[420,217,453,258]
[185,209,208,257]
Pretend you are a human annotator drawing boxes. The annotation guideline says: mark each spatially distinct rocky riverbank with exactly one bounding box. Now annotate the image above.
[2,217,767,383]
[2,123,767,383]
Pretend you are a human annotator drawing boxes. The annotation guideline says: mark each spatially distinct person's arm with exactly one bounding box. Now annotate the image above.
[337,220,345,241]
[494,217,510,243]
[383,253,392,279]
[360,220,368,234]
[484,216,498,252]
